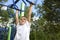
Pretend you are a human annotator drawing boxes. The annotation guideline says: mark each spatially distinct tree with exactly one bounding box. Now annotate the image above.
[0,7,14,22]
[0,0,8,2]
[37,0,60,40]
[43,0,60,22]
[0,4,14,40]
[30,0,60,40]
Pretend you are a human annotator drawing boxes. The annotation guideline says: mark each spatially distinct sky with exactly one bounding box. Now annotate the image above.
[2,0,44,21]
[5,0,43,5]
[5,0,44,10]
[1,0,44,13]
[4,0,44,15]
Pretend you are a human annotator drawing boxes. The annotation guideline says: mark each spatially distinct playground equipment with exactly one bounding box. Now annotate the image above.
[0,0,38,40]
[0,0,37,11]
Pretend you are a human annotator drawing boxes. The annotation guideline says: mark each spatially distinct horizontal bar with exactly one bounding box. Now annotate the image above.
[0,4,24,12]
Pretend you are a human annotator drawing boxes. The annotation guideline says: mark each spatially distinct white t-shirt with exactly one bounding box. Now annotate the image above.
[14,21,31,40]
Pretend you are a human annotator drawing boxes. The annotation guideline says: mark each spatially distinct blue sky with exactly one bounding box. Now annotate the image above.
[5,0,44,10]
[5,0,43,5]
[5,0,44,16]
[3,0,44,20]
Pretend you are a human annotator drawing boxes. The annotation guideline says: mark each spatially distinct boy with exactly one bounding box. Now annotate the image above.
[14,9,31,40]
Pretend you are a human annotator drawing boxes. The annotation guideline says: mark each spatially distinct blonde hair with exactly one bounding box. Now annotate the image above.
[19,16,27,20]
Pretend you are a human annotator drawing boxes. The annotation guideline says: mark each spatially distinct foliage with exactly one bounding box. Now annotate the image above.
[0,0,8,2]
[0,6,14,22]
[43,0,60,22]
[30,0,60,40]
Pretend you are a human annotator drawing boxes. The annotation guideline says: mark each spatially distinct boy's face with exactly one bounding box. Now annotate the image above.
[19,17,27,25]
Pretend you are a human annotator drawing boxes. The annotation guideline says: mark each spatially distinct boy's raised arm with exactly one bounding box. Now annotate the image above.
[28,4,33,22]
[16,10,19,25]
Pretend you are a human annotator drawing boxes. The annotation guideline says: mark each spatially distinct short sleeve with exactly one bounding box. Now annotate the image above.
[26,21,31,26]
[16,23,19,27]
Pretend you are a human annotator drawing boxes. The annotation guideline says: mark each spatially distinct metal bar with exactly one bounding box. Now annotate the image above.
[7,27,12,40]
[0,4,24,11]
[26,0,35,5]
[20,2,25,17]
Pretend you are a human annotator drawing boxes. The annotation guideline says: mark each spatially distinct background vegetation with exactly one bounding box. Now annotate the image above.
[0,0,60,40]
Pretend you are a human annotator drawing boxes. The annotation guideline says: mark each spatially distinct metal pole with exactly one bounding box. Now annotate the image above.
[20,2,25,17]
[7,26,12,40]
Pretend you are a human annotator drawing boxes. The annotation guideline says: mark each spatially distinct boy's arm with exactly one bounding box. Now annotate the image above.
[16,10,19,25]
[27,4,33,22]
